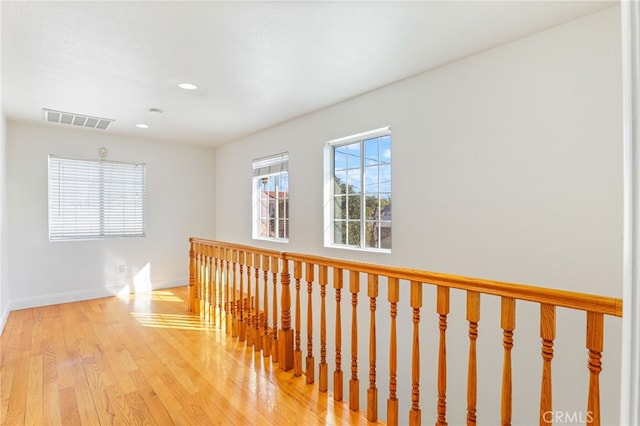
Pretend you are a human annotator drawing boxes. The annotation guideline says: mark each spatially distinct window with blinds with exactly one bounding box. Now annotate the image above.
[48,155,146,241]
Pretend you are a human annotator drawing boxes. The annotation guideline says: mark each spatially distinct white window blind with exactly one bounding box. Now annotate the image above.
[48,155,146,241]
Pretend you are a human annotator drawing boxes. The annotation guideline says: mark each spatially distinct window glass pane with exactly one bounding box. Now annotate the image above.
[365,195,379,220]
[364,137,379,166]
[260,219,269,237]
[346,169,361,194]
[268,219,276,237]
[365,221,379,248]
[334,171,347,195]
[279,174,289,193]
[334,221,346,244]
[347,221,361,246]
[334,196,346,220]
[379,135,391,165]
[379,164,391,193]
[334,146,347,170]
[347,195,361,220]
[346,142,360,168]
[381,222,392,249]
[364,165,379,194]
[381,194,392,221]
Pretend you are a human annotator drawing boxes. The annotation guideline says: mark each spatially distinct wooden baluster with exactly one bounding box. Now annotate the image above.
[213,247,224,325]
[349,270,360,412]
[246,253,253,346]
[215,247,223,327]
[367,274,379,422]
[202,246,208,321]
[219,249,225,328]
[262,255,270,357]
[319,265,328,392]
[586,312,604,426]
[436,286,450,426]
[206,246,212,321]
[201,246,206,319]
[195,245,202,316]
[501,297,516,426]
[305,262,315,384]
[253,253,262,353]
[334,267,344,402]
[199,247,205,317]
[279,258,294,371]
[231,250,239,337]
[293,261,303,376]
[271,256,280,363]
[238,251,246,341]
[189,241,195,313]
[210,246,219,326]
[201,246,208,316]
[539,304,555,426]
[466,291,480,426]
[225,249,232,334]
[409,281,422,426]
[387,277,399,426]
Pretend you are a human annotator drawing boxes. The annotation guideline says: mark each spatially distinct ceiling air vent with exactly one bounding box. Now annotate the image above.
[43,108,114,130]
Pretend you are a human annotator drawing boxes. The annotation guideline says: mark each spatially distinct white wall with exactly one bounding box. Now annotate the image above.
[0,111,7,334]
[0,1,9,333]
[216,7,622,425]
[6,122,215,309]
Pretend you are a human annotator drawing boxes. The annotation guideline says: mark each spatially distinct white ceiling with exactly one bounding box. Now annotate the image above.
[1,1,617,147]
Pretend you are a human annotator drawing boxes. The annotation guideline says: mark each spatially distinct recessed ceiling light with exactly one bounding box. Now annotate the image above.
[178,82,198,90]
[136,123,149,129]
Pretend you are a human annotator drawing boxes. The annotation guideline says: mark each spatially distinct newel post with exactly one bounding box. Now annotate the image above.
[279,255,294,371]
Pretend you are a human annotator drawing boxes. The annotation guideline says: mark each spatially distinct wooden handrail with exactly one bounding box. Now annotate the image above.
[188,238,623,426]
[189,238,621,317]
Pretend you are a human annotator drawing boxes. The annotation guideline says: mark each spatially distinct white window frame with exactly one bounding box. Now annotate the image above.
[324,127,391,252]
[252,152,289,242]
[48,155,146,241]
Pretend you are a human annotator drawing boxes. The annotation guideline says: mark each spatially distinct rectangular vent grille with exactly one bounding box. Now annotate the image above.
[43,108,114,130]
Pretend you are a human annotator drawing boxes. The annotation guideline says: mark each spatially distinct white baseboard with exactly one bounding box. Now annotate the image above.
[3,277,187,315]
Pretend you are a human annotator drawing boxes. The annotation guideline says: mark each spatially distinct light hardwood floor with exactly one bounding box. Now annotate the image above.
[0,286,381,425]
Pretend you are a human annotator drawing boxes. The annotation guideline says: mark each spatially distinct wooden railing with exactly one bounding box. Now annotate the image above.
[188,238,623,426]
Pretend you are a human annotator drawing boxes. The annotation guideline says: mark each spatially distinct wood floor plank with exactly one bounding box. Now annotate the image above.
[58,385,81,426]
[128,367,176,425]
[25,354,44,426]
[0,311,22,423]
[0,286,383,426]
[42,382,62,426]
[81,354,114,425]
[69,351,101,425]
[3,346,30,425]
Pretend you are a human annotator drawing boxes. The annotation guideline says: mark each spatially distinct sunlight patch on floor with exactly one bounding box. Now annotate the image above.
[130,312,214,330]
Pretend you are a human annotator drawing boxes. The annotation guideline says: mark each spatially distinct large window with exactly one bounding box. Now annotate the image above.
[325,127,391,251]
[253,153,289,242]
[48,155,146,241]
